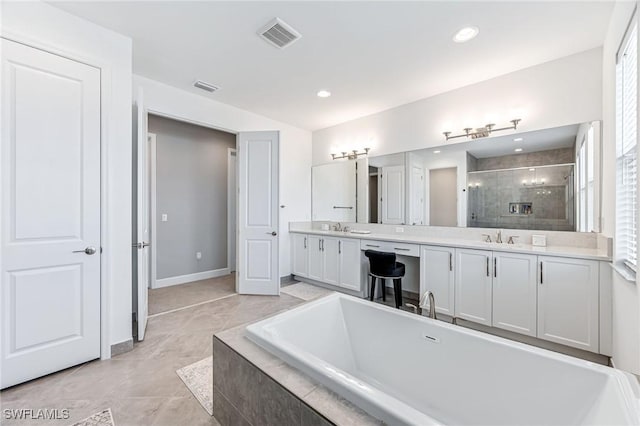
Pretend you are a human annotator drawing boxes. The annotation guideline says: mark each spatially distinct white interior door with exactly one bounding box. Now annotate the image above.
[1,39,101,388]
[409,165,425,225]
[237,131,279,295]
[381,165,405,224]
[135,89,149,340]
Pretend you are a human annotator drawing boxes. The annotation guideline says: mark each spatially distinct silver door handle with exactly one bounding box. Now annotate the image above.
[73,246,97,255]
[266,231,277,236]
[132,242,150,249]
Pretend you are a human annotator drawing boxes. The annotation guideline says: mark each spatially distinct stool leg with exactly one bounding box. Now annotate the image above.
[369,276,376,301]
[394,279,402,309]
[381,279,386,302]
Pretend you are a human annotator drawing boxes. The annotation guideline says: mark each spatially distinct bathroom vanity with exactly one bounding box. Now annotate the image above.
[289,224,611,357]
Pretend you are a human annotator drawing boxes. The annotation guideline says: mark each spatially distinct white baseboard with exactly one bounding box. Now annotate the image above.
[154,268,230,289]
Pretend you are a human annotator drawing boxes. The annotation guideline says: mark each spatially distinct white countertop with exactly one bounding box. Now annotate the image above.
[290,228,611,261]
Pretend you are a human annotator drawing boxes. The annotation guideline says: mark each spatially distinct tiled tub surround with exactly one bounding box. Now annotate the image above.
[245,293,640,426]
[289,221,613,359]
[212,297,382,425]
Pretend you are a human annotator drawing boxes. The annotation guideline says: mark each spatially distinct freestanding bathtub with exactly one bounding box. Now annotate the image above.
[246,293,640,425]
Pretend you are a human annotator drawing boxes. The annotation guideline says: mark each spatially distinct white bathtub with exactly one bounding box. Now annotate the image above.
[246,293,640,425]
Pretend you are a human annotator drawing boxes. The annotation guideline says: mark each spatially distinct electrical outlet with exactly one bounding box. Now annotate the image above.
[161,214,168,222]
[396,227,404,233]
[196,252,202,260]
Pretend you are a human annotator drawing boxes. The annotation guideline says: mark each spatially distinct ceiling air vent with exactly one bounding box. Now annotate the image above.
[258,17,301,49]
[193,80,220,93]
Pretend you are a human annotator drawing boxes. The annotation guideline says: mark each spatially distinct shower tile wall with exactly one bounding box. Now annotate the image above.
[474,148,574,171]
[467,164,575,231]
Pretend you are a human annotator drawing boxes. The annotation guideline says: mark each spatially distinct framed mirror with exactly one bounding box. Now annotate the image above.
[311,121,602,232]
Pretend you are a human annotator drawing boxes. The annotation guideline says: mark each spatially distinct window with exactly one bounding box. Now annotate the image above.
[577,125,596,232]
[616,20,638,272]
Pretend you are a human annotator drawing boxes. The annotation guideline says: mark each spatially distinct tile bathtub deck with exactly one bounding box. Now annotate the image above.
[0,288,307,426]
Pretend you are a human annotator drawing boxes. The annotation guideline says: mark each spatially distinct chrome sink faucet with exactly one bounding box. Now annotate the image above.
[496,230,503,244]
[419,291,437,320]
[333,222,342,231]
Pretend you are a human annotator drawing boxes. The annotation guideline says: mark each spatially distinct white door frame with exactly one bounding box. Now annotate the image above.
[144,114,239,289]
[0,33,114,359]
[149,133,158,289]
[227,148,237,272]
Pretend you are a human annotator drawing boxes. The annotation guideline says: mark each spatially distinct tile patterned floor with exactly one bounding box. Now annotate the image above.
[0,281,306,426]
[148,275,236,315]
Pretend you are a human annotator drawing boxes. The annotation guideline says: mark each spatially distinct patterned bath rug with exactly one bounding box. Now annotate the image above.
[280,282,331,301]
[176,356,213,415]
[70,408,114,426]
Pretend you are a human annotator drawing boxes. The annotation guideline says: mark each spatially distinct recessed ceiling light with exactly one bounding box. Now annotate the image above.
[529,168,535,171]
[433,150,441,154]
[514,148,523,152]
[514,137,524,142]
[317,90,331,98]
[453,26,479,43]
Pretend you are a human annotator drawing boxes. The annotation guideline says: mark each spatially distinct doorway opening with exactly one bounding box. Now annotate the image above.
[429,167,458,227]
[142,115,238,318]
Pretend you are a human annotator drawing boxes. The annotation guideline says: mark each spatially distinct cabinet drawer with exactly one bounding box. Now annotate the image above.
[360,239,419,257]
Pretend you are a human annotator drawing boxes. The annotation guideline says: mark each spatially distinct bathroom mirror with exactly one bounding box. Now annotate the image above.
[311,121,602,232]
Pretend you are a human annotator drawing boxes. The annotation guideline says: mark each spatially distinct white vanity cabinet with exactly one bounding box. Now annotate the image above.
[321,237,340,286]
[420,245,455,315]
[297,234,362,292]
[537,256,599,352]
[338,238,362,291]
[455,249,493,326]
[492,252,538,337]
[307,235,323,281]
[291,234,308,278]
[291,231,607,355]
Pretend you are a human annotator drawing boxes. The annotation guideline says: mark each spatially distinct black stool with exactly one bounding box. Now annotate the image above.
[364,250,405,309]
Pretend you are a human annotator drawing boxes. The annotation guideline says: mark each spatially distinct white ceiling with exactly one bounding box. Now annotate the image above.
[51,1,613,131]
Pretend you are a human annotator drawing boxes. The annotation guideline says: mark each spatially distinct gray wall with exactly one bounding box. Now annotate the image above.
[149,115,236,279]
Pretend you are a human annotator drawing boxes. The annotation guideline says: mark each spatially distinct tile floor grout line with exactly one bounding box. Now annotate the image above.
[148,293,238,318]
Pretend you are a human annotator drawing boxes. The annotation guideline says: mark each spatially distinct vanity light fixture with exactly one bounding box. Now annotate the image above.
[443,119,521,141]
[317,90,331,98]
[331,147,370,160]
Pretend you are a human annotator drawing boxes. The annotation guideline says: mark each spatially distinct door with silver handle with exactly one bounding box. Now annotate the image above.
[265,231,277,236]
[73,246,97,255]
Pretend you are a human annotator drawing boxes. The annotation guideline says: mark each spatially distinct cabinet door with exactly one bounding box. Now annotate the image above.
[307,235,323,281]
[291,234,308,278]
[338,238,361,291]
[455,249,492,326]
[420,246,455,315]
[322,237,340,286]
[492,252,537,337]
[538,256,599,352]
